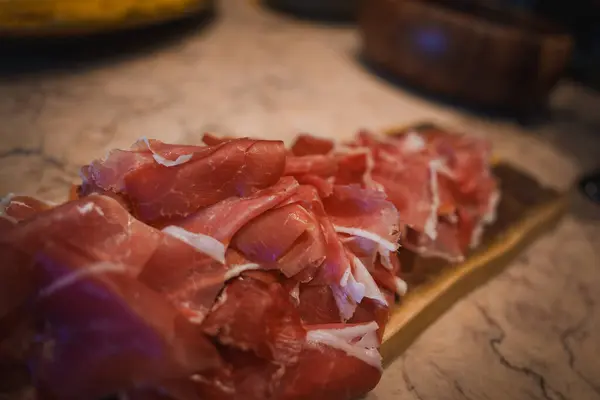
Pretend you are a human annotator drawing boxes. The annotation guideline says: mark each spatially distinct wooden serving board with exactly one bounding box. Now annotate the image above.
[380,125,568,366]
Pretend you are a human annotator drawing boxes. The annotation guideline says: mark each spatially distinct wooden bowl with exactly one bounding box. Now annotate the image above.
[0,0,213,38]
[358,0,574,114]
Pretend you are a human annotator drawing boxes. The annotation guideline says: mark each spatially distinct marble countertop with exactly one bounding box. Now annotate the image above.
[1,1,600,399]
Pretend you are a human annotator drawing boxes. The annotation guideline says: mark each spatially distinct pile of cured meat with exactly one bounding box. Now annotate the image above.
[0,128,499,400]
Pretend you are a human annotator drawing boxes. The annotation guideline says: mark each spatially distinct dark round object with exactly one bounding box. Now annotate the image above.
[358,0,574,114]
[579,169,600,204]
[265,0,358,21]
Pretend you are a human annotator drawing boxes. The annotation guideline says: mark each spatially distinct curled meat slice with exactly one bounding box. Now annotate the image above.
[342,129,499,262]
[0,195,161,334]
[290,134,334,156]
[232,203,325,280]
[201,132,236,146]
[275,322,382,400]
[284,155,337,179]
[197,274,306,400]
[31,246,220,400]
[323,184,400,265]
[4,195,161,277]
[0,194,53,227]
[80,138,286,226]
[165,177,299,262]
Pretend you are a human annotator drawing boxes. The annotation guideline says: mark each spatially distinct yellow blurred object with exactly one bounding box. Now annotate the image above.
[0,0,211,36]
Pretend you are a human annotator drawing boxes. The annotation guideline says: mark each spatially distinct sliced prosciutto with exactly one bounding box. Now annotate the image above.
[275,322,382,400]
[336,128,499,262]
[290,134,334,156]
[79,137,287,226]
[32,252,221,400]
[163,176,299,264]
[0,126,499,400]
[322,185,400,264]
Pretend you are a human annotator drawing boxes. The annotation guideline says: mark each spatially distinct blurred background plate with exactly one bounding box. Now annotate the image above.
[0,0,213,38]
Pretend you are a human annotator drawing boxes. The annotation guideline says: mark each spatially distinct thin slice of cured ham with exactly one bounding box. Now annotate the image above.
[232,203,326,280]
[0,194,53,227]
[3,195,161,277]
[80,138,287,226]
[193,274,306,400]
[274,322,382,400]
[31,246,221,400]
[344,129,499,262]
[323,185,400,265]
[0,195,161,334]
[0,127,500,400]
[281,185,364,321]
[284,155,337,178]
[290,134,334,156]
[201,132,235,146]
[138,234,231,325]
[163,176,299,264]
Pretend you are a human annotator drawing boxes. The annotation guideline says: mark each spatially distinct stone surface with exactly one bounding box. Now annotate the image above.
[1,1,599,399]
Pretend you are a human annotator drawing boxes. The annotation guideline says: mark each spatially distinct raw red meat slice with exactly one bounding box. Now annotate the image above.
[0,126,500,400]
[0,194,55,319]
[275,322,382,400]
[343,128,499,261]
[284,155,337,178]
[3,195,161,277]
[139,233,234,325]
[297,285,341,324]
[0,195,161,337]
[278,185,391,321]
[197,275,305,399]
[202,133,235,146]
[334,147,383,191]
[31,245,221,400]
[291,186,361,320]
[202,275,305,365]
[293,174,333,198]
[80,138,286,226]
[163,177,299,263]
[290,134,334,156]
[0,194,53,227]
[232,203,325,280]
[334,150,368,186]
[322,185,400,255]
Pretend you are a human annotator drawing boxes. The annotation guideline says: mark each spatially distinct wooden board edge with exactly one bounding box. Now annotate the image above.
[380,192,568,367]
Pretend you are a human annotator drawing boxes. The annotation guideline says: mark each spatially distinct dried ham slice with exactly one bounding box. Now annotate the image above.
[0,126,500,400]
[32,247,220,400]
[201,132,235,146]
[164,176,299,263]
[0,194,53,227]
[290,134,334,156]
[323,185,400,257]
[202,275,305,365]
[343,129,499,262]
[232,203,326,280]
[80,138,286,226]
[3,195,161,277]
[284,155,337,178]
[0,195,161,334]
[195,274,306,400]
[275,322,382,400]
